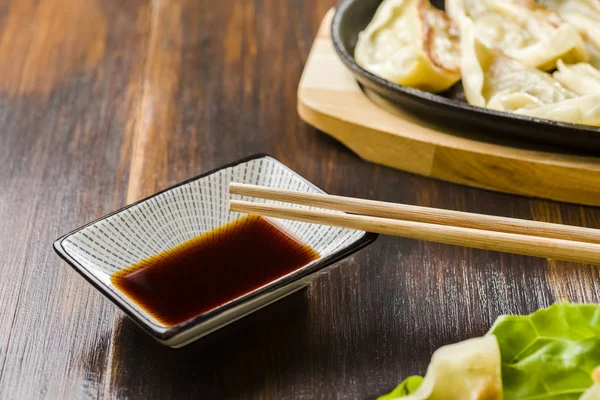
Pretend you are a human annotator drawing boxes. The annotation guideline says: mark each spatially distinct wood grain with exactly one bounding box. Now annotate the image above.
[0,0,598,399]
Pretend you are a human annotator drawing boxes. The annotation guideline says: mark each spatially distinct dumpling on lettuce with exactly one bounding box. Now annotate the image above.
[580,367,600,400]
[378,336,502,400]
[354,0,461,93]
[379,304,600,400]
[538,0,600,68]
[446,0,588,70]
[553,60,600,96]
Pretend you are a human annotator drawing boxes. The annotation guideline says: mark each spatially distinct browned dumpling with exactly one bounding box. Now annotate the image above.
[355,0,461,93]
[581,367,600,400]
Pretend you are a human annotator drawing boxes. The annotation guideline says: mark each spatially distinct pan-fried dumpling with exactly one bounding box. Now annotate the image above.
[553,60,600,95]
[515,96,600,126]
[354,0,461,93]
[478,49,576,112]
[458,19,600,126]
[538,0,600,68]
[446,0,588,70]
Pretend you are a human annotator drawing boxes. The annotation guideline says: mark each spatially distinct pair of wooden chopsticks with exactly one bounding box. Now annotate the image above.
[229,182,600,265]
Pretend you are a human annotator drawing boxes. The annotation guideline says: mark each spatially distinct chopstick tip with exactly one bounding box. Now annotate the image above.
[228,181,246,195]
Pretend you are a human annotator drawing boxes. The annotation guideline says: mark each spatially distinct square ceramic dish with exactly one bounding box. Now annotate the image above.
[53,154,377,347]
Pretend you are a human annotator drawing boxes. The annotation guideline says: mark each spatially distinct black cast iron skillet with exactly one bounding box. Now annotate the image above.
[331,0,600,152]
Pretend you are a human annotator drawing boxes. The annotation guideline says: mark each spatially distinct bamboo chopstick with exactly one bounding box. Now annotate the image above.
[229,199,600,265]
[228,183,600,265]
[229,182,600,244]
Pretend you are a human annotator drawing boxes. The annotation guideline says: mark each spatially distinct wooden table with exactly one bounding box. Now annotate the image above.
[1,0,598,398]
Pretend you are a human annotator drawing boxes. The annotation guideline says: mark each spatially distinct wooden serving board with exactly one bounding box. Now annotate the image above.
[298,10,600,207]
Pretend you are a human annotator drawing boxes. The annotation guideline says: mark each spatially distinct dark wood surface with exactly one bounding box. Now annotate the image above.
[0,0,599,398]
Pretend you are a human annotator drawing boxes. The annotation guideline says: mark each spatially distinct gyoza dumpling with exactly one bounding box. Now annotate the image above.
[399,336,502,400]
[354,0,461,93]
[458,18,600,126]
[476,46,576,112]
[517,95,600,126]
[538,0,600,68]
[446,0,588,70]
[553,60,600,95]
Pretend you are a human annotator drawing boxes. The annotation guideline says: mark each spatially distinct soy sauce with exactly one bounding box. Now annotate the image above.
[111,215,319,327]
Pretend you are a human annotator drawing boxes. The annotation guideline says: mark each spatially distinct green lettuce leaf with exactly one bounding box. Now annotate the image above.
[378,376,424,400]
[487,303,600,400]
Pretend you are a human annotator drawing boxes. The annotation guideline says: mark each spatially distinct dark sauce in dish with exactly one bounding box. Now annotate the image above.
[111,215,319,327]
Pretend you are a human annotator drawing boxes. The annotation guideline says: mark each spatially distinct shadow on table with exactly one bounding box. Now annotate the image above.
[81,255,488,399]
[98,290,313,399]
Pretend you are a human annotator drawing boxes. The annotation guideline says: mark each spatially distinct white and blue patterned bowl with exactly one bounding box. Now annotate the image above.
[54,154,377,347]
